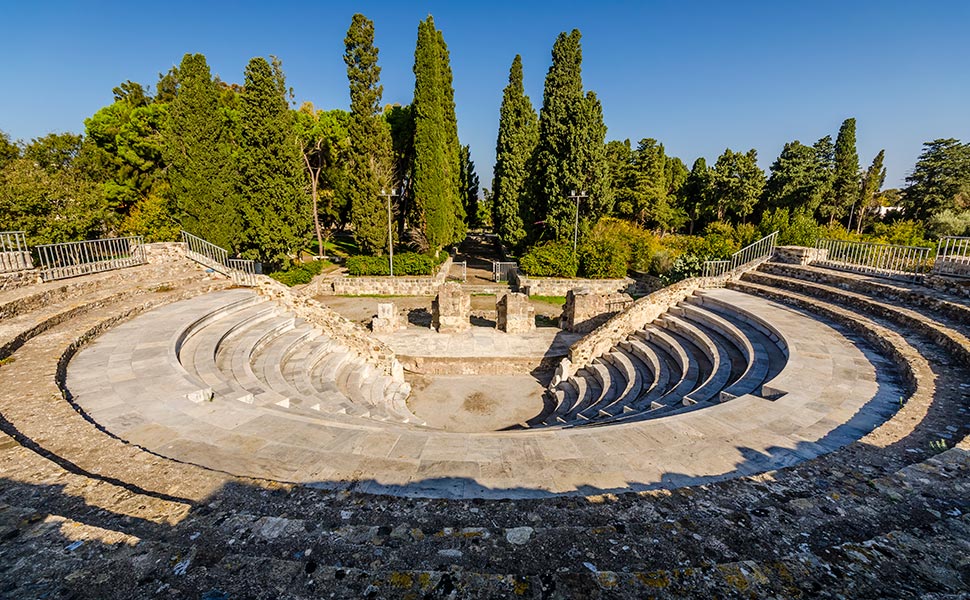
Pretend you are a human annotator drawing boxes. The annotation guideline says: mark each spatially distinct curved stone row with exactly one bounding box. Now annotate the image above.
[1,257,969,597]
[539,289,789,426]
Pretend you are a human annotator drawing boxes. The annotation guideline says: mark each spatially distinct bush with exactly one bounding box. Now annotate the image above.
[760,208,822,247]
[661,254,703,285]
[519,241,578,278]
[869,220,933,248]
[578,237,630,278]
[268,259,326,286]
[345,252,441,276]
[927,209,970,237]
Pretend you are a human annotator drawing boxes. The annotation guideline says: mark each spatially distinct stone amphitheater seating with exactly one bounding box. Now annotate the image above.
[1,250,969,597]
[541,289,791,426]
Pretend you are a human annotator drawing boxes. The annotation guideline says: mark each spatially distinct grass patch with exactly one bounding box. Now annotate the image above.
[529,295,567,306]
[319,235,359,258]
[0,356,15,367]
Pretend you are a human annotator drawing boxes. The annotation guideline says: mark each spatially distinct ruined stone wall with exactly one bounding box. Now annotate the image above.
[431,282,470,333]
[496,292,535,333]
[561,290,633,334]
[255,276,404,380]
[302,257,453,297]
[515,273,635,297]
[774,245,827,265]
[924,273,970,299]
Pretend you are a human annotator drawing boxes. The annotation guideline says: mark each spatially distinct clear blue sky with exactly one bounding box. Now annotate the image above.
[2,0,968,189]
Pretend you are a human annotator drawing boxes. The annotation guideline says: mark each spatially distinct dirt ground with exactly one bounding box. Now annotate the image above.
[405,373,547,431]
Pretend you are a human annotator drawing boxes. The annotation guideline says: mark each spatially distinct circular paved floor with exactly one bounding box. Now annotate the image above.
[65,288,903,498]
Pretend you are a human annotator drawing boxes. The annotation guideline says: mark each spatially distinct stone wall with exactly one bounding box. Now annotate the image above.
[496,292,535,333]
[0,269,41,293]
[561,290,634,333]
[431,282,470,333]
[254,276,405,380]
[514,272,635,297]
[775,245,827,265]
[142,242,192,266]
[302,257,453,297]
[920,273,970,300]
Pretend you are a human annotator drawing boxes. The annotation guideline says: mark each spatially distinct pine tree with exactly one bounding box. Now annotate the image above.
[164,53,239,250]
[681,157,713,233]
[237,56,309,265]
[711,148,766,222]
[764,140,827,215]
[528,29,610,241]
[491,55,537,249]
[459,145,480,229]
[344,13,394,256]
[411,15,465,252]
[829,117,859,225]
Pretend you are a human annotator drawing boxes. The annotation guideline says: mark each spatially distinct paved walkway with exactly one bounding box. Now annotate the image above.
[65,288,902,498]
[376,327,580,358]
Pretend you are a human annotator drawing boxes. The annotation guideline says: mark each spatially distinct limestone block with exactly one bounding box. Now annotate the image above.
[432,282,470,333]
[496,292,535,334]
[561,289,634,334]
[372,302,404,333]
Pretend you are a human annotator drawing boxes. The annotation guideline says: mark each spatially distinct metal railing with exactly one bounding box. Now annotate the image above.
[493,261,517,283]
[0,231,32,273]
[814,238,932,282]
[181,230,260,287]
[933,236,970,279]
[35,236,146,282]
[701,230,778,278]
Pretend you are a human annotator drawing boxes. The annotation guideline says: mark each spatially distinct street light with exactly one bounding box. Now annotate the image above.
[569,189,589,257]
[380,187,398,276]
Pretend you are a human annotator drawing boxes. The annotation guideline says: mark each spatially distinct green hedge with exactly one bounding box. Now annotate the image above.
[345,252,442,276]
[268,260,326,286]
[519,241,578,278]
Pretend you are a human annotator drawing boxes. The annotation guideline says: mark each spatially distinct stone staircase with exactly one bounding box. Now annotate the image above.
[540,289,790,427]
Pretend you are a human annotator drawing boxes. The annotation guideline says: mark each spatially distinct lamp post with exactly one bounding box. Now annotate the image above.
[380,187,398,276]
[569,189,589,257]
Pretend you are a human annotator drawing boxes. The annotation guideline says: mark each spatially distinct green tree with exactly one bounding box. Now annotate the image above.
[385,103,415,233]
[0,130,20,168]
[826,117,859,225]
[492,55,538,249]
[164,53,239,250]
[529,29,611,243]
[459,145,480,229]
[854,149,886,233]
[237,56,309,265]
[710,148,765,222]
[344,13,394,255]
[902,138,970,221]
[411,15,465,252]
[764,140,829,215]
[680,157,714,233]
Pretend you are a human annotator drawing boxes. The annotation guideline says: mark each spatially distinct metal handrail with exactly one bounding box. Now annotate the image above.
[701,230,778,278]
[814,238,932,282]
[933,236,970,279]
[35,236,146,282]
[181,230,260,287]
[493,261,517,283]
[0,231,32,273]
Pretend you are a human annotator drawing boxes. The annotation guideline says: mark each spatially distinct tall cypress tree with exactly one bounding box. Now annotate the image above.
[237,56,309,265]
[459,145,480,229]
[411,15,464,252]
[164,53,239,250]
[829,118,859,225]
[529,29,610,241]
[492,55,537,249]
[344,13,394,255]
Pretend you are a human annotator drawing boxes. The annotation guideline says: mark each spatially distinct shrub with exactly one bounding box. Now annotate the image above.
[578,237,630,279]
[927,209,970,237]
[661,254,703,285]
[268,259,326,286]
[869,220,933,248]
[519,241,578,278]
[345,252,441,276]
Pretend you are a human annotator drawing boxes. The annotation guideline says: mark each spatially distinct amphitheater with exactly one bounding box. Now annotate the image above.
[0,238,968,598]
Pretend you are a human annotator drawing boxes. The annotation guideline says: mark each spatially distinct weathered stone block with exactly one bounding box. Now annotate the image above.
[372,302,404,333]
[496,292,535,334]
[561,289,634,333]
[774,245,827,265]
[431,282,470,333]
